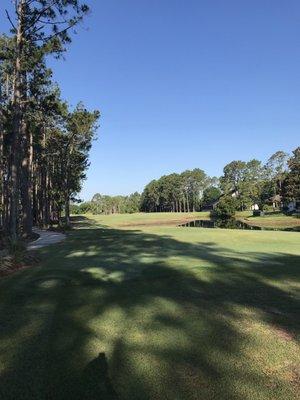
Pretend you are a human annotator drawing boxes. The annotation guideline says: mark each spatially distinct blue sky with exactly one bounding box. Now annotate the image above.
[1,1,300,200]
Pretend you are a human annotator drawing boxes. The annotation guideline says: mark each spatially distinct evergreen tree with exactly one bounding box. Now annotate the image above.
[282,147,300,206]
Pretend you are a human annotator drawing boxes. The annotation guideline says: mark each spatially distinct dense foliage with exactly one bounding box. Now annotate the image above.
[0,1,99,238]
[282,147,300,206]
[211,196,238,218]
[140,169,217,212]
[219,150,299,212]
[87,148,299,216]
[71,192,142,215]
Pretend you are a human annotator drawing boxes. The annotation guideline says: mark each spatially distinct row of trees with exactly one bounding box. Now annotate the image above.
[282,147,300,206]
[0,1,99,239]
[220,149,300,211]
[71,192,141,215]
[140,150,299,214]
[86,148,299,216]
[84,169,220,215]
[140,169,219,212]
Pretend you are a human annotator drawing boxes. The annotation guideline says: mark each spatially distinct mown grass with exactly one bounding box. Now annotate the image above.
[82,211,210,227]
[238,212,300,230]
[85,210,300,230]
[0,213,299,400]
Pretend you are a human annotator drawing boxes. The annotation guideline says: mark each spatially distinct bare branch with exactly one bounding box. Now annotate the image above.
[5,9,17,31]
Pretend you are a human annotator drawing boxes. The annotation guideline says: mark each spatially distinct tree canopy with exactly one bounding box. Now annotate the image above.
[0,1,99,238]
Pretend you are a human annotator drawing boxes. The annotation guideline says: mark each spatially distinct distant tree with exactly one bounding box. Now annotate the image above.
[62,104,99,226]
[140,168,211,213]
[141,180,160,212]
[220,159,264,210]
[89,192,141,215]
[125,192,141,213]
[220,161,247,193]
[282,147,300,205]
[202,187,221,205]
[212,196,238,219]
[265,151,289,195]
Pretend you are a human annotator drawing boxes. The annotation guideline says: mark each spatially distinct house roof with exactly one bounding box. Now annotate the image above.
[269,194,282,202]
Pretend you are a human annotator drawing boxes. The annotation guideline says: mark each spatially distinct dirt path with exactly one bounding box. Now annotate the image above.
[27,228,66,250]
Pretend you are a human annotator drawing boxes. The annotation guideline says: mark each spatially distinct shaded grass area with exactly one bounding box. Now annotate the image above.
[0,215,299,400]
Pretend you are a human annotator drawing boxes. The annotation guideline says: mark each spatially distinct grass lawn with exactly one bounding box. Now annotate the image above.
[84,211,211,227]
[0,213,299,399]
[237,211,300,230]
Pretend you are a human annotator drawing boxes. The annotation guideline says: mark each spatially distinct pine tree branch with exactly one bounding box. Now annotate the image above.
[5,10,17,31]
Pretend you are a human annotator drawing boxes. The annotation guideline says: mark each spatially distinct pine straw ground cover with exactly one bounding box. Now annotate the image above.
[0,213,299,400]
[0,234,39,277]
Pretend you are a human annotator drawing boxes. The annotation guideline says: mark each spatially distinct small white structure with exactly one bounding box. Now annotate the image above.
[250,204,259,211]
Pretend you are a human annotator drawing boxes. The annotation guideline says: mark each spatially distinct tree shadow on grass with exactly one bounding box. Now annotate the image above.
[0,219,299,399]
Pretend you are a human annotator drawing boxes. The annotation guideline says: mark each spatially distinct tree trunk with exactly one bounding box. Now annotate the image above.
[20,122,33,237]
[186,194,190,212]
[65,194,70,227]
[9,0,26,239]
[0,117,4,229]
[20,70,32,238]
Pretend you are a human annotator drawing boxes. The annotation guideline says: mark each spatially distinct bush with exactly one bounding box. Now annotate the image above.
[211,196,237,219]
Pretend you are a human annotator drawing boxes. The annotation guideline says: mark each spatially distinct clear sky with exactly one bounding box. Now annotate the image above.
[2,1,300,200]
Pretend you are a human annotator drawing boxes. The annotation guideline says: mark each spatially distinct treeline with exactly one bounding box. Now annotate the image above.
[83,169,221,215]
[86,148,299,216]
[71,192,141,215]
[0,1,99,239]
[141,169,219,212]
[219,149,300,211]
[139,149,299,214]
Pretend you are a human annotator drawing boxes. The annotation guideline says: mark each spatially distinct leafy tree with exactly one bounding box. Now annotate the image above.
[202,186,221,205]
[282,147,300,206]
[212,196,238,219]
[89,192,141,215]
[220,159,264,210]
[265,151,289,194]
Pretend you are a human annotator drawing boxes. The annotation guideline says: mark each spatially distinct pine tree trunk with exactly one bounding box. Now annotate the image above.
[0,120,4,229]
[20,122,33,237]
[65,194,70,226]
[20,69,32,238]
[186,194,190,212]
[9,0,26,239]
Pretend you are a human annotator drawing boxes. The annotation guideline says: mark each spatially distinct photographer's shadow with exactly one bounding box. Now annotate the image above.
[80,353,119,400]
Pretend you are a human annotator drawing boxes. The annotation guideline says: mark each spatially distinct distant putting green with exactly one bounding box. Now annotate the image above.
[0,213,299,400]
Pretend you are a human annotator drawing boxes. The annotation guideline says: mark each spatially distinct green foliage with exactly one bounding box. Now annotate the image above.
[282,147,300,203]
[0,1,96,237]
[141,169,214,212]
[202,186,222,205]
[88,192,141,215]
[265,150,289,194]
[212,196,238,218]
[220,159,265,210]
[70,202,92,214]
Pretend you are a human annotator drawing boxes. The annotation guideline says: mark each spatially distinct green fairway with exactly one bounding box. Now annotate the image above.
[0,213,299,400]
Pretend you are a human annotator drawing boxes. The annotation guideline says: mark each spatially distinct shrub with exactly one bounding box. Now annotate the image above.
[211,196,238,219]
